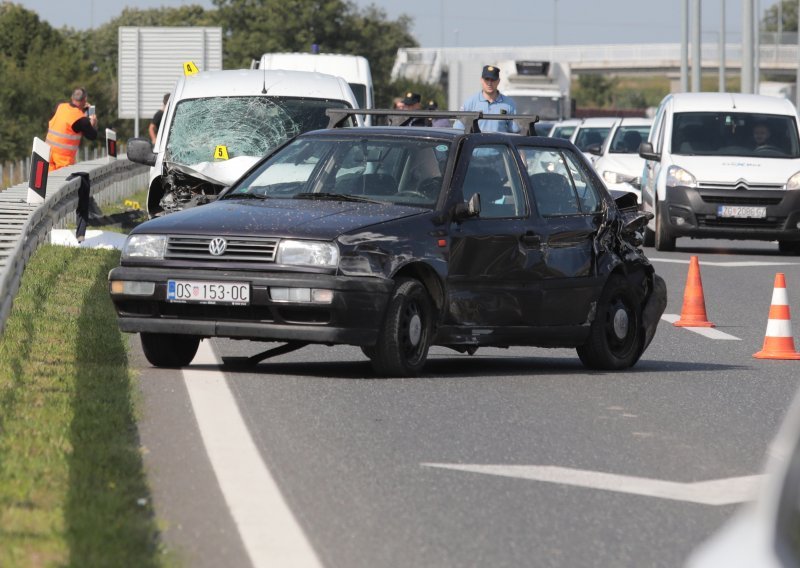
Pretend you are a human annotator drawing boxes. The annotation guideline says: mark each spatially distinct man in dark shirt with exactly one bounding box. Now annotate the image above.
[149,93,170,144]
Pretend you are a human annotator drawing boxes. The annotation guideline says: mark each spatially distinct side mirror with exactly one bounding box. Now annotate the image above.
[586,143,602,156]
[454,192,481,220]
[638,142,660,162]
[127,137,157,167]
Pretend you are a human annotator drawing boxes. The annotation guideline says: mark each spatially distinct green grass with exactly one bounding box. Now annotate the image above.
[0,245,169,567]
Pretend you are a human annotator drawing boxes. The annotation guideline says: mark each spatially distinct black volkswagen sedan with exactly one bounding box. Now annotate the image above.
[109,110,667,376]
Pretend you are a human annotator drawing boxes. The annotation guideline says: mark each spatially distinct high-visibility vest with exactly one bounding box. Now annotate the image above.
[46,103,85,169]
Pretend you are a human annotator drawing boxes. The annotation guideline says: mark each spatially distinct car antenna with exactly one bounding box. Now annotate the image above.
[261,67,268,94]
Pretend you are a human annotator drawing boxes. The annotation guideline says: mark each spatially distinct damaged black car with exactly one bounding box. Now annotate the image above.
[109,110,667,377]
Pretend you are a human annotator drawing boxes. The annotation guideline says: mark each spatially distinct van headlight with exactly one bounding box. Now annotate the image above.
[122,235,167,259]
[787,171,800,190]
[666,165,697,188]
[277,239,339,268]
[603,170,635,185]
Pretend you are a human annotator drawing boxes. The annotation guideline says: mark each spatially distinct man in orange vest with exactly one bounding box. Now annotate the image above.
[45,87,98,170]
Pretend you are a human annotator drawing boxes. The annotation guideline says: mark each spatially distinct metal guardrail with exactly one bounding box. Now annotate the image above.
[0,156,148,335]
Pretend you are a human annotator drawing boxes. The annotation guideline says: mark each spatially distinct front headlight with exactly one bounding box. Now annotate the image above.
[666,165,697,188]
[602,170,635,185]
[122,235,167,260]
[277,239,339,268]
[787,171,800,190]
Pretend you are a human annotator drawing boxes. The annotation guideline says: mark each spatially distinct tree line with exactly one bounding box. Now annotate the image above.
[0,0,433,163]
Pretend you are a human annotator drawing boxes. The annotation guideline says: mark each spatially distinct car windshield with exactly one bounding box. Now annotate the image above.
[227,136,451,208]
[165,96,352,166]
[608,125,651,154]
[551,125,576,139]
[574,127,611,151]
[671,111,800,158]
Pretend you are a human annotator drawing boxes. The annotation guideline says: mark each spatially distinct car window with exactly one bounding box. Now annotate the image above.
[520,147,601,216]
[462,145,527,218]
[574,127,611,151]
[562,151,603,213]
[609,125,651,153]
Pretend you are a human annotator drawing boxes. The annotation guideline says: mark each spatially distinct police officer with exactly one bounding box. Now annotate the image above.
[455,65,520,133]
[400,92,428,126]
[45,87,98,170]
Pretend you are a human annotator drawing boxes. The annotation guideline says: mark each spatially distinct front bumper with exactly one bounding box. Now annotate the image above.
[662,185,800,241]
[108,266,394,345]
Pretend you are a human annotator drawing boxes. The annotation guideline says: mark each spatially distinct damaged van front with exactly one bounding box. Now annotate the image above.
[127,68,359,217]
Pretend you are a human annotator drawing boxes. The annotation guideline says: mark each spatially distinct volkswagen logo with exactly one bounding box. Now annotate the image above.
[208,237,227,256]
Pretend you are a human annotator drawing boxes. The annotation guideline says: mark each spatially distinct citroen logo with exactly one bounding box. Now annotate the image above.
[208,237,227,256]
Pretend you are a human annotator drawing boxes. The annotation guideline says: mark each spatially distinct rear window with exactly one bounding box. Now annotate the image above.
[671,111,800,158]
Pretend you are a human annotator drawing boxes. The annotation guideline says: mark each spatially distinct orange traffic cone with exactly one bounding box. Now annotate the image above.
[754,273,800,360]
[674,255,715,327]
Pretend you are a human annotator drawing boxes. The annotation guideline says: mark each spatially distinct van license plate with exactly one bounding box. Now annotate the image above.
[167,280,250,305]
[717,205,767,219]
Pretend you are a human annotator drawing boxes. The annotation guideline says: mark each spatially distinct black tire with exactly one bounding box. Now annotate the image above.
[577,275,644,370]
[778,241,800,255]
[140,332,200,368]
[371,278,434,377]
[654,202,675,251]
[360,345,376,359]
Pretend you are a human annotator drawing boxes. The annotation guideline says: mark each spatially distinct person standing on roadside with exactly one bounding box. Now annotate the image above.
[454,65,520,133]
[45,87,98,171]
[400,91,428,126]
[149,93,170,144]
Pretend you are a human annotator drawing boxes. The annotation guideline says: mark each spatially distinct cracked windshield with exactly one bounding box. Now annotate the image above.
[165,96,352,166]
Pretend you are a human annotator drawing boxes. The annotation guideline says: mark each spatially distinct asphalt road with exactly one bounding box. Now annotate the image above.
[134,238,800,568]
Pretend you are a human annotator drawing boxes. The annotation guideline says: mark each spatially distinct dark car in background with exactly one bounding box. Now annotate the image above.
[110,110,666,377]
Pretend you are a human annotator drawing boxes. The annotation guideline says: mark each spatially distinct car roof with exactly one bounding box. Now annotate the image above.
[615,117,653,127]
[576,117,619,127]
[669,92,798,115]
[173,68,357,103]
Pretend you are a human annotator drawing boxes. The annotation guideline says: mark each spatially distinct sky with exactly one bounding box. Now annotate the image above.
[10,0,781,48]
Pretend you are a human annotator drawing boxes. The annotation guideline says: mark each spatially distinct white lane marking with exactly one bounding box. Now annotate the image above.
[649,258,798,267]
[661,314,742,340]
[422,463,763,506]
[184,340,322,568]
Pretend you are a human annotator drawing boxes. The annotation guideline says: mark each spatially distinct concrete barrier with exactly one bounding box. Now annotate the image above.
[0,156,148,335]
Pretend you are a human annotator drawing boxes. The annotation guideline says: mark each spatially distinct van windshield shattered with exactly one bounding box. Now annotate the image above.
[165,97,352,166]
[671,112,800,158]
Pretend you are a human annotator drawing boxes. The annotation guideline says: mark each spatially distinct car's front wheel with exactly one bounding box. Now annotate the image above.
[778,241,800,255]
[654,202,675,251]
[577,275,644,370]
[141,332,200,368]
[371,278,433,377]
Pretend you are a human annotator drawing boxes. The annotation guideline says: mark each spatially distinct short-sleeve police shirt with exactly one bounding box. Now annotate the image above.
[457,91,520,133]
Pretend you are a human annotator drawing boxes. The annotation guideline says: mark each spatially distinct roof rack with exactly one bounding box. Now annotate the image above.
[324,109,541,135]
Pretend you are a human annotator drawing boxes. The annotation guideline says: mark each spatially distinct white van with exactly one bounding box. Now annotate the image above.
[258,52,373,114]
[127,68,359,216]
[591,117,653,203]
[639,92,800,252]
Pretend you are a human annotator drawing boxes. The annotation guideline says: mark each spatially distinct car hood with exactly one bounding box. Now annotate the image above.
[166,157,263,186]
[595,154,645,176]
[672,155,800,185]
[132,198,427,240]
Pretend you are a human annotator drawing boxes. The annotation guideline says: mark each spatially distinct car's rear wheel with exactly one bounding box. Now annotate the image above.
[141,332,200,368]
[654,202,675,251]
[371,278,433,377]
[577,275,644,370]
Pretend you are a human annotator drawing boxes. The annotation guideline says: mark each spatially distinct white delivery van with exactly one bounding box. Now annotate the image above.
[258,52,373,115]
[639,92,800,252]
[127,68,359,217]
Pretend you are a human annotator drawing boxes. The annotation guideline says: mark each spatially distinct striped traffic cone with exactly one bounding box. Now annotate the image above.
[754,273,800,360]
